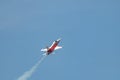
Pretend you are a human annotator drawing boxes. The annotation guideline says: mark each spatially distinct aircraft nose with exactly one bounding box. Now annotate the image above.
[57,38,61,41]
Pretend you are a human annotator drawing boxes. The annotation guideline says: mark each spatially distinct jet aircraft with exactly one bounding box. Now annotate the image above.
[41,38,62,55]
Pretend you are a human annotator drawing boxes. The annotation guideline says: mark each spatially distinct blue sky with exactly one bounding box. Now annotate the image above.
[0,0,120,80]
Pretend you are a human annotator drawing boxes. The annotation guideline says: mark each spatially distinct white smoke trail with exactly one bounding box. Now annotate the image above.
[17,55,46,80]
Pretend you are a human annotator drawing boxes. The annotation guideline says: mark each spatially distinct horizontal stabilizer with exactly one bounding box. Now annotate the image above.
[43,53,47,56]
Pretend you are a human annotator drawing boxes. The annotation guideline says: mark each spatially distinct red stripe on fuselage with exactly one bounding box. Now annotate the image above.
[50,43,58,51]
[47,43,58,54]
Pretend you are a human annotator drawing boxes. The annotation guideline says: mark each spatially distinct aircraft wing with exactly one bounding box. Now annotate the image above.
[55,46,62,50]
[41,48,47,52]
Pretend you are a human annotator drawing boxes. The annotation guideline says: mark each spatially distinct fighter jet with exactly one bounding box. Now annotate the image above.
[41,38,62,55]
